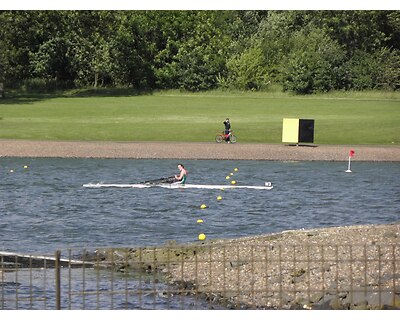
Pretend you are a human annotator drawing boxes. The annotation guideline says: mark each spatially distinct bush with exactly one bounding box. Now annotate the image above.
[282,28,347,94]
[375,48,400,90]
[345,48,400,91]
[345,50,379,90]
[223,46,270,91]
[22,78,74,93]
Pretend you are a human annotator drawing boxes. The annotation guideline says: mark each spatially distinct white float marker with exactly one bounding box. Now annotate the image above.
[346,149,355,173]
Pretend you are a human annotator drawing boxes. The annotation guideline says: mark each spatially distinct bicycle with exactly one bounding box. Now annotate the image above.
[215,131,237,143]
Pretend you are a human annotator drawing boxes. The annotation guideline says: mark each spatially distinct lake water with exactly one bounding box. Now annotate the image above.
[1,158,399,254]
[1,158,399,309]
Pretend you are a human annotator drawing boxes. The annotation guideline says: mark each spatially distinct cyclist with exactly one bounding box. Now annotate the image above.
[223,118,231,143]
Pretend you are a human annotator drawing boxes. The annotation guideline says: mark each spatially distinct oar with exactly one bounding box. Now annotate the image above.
[141,176,176,184]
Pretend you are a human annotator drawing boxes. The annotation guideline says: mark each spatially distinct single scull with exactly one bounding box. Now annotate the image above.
[83,182,273,190]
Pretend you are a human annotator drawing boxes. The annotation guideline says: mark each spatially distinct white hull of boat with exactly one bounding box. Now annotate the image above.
[83,183,273,190]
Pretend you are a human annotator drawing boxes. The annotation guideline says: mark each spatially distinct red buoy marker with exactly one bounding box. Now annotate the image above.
[346,149,355,173]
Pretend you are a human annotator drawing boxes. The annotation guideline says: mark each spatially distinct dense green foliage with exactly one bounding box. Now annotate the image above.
[1,11,400,94]
[0,90,399,144]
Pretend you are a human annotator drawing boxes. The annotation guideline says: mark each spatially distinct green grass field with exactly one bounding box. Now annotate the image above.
[0,89,399,145]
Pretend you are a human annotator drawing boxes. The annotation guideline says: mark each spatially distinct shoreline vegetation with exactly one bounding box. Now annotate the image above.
[2,11,400,94]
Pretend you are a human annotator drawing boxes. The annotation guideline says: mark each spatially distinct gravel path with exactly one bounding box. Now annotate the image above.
[1,139,400,161]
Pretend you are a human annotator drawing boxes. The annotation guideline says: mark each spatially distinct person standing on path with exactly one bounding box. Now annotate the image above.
[223,118,231,143]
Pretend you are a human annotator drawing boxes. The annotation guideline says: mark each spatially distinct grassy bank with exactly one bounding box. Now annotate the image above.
[0,89,399,144]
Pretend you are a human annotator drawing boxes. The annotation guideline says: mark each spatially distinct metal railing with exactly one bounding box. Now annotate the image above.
[1,243,399,310]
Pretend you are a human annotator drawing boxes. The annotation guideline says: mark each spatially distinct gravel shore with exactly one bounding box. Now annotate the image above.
[104,222,400,310]
[164,222,400,309]
[1,139,400,161]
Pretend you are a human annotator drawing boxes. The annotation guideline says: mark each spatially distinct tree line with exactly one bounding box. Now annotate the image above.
[1,10,399,94]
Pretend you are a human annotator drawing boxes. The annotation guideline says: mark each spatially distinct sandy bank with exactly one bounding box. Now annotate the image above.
[1,140,400,161]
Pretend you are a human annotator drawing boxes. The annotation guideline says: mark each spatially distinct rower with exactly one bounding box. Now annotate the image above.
[175,164,187,185]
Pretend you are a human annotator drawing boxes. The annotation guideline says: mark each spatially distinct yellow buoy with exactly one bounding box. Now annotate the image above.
[217,195,222,201]
[225,176,230,180]
[220,187,225,191]
[197,219,204,223]
[230,172,234,176]
[198,233,206,241]
[234,168,238,172]
[200,204,207,209]
[231,180,236,185]
[23,165,28,169]
[10,169,14,173]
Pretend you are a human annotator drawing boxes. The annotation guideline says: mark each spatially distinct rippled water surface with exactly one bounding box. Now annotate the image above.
[1,158,399,254]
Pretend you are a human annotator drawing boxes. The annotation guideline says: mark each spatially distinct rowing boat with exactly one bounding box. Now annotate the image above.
[83,182,273,190]
[83,183,273,190]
